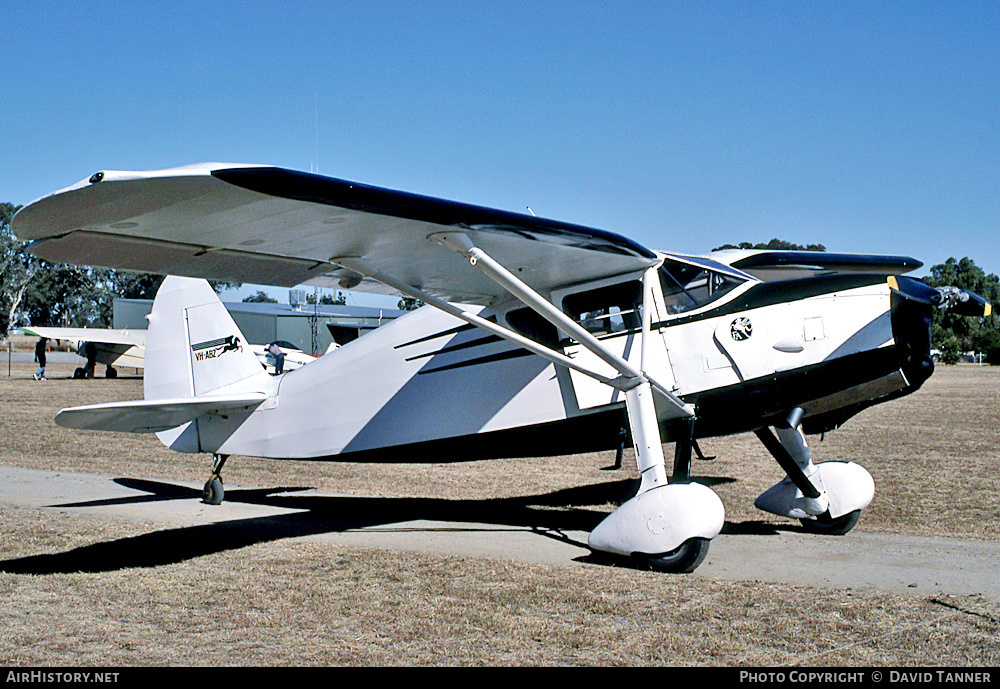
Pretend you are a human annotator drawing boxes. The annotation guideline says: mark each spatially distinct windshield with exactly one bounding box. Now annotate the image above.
[659,259,747,315]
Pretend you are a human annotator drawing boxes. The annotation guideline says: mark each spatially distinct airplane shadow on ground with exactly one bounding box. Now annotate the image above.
[0,474,785,575]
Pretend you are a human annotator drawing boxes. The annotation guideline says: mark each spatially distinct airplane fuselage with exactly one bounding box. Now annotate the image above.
[156,268,932,463]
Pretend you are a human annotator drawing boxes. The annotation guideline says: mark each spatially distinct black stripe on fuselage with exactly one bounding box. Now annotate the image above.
[319,406,629,463]
[405,334,503,361]
[681,346,904,439]
[394,322,479,349]
[416,348,535,375]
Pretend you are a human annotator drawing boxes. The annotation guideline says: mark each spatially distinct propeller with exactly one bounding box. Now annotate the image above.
[888,276,992,317]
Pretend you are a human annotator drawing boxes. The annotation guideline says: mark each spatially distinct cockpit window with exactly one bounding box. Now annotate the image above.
[659,259,746,315]
[563,281,642,335]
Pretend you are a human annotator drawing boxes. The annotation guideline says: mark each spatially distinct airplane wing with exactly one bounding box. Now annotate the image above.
[13,164,659,304]
[55,393,268,433]
[20,326,147,370]
[18,326,146,347]
[709,249,922,282]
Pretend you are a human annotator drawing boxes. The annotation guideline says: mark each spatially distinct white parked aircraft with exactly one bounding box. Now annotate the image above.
[12,164,991,572]
[18,326,145,378]
[18,327,318,376]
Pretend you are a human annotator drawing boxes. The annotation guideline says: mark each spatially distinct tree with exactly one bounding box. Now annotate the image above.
[18,264,182,329]
[1,203,33,334]
[114,272,166,300]
[397,297,422,311]
[306,291,346,306]
[243,291,278,303]
[712,238,827,252]
[20,264,99,327]
[938,336,962,365]
[923,257,1000,363]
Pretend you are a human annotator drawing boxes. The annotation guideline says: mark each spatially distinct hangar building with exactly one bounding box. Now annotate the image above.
[113,295,407,355]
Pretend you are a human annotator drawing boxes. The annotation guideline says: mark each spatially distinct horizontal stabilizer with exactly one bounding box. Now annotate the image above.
[55,393,267,433]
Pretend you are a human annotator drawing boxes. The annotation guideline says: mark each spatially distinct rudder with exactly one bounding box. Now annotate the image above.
[144,276,266,401]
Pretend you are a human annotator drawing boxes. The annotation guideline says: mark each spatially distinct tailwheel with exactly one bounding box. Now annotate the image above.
[202,454,228,505]
[637,537,711,574]
[800,509,861,536]
[203,475,224,505]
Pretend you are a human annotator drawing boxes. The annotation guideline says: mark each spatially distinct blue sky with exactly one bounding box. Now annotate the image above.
[3,1,998,305]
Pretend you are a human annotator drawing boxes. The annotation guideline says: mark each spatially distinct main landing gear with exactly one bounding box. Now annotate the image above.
[753,408,874,534]
[637,420,716,572]
[588,412,725,574]
[203,453,228,505]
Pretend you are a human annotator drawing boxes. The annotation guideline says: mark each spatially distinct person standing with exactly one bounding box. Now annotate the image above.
[84,341,97,378]
[33,337,48,380]
[267,342,285,375]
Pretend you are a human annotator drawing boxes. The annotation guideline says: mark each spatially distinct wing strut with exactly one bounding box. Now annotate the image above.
[434,232,693,491]
[428,233,691,408]
[431,233,647,377]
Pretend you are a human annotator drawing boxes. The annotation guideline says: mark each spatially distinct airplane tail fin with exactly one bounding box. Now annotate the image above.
[54,276,268,449]
[144,276,266,401]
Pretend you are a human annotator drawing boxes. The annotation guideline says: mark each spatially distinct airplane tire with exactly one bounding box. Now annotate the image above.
[73,367,86,379]
[637,537,711,574]
[800,509,861,536]
[202,476,224,505]
[105,367,117,378]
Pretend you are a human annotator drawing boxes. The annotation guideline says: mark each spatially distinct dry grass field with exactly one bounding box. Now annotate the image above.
[1,359,998,666]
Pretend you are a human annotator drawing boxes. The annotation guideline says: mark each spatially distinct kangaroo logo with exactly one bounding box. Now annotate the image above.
[191,335,243,361]
[730,317,752,341]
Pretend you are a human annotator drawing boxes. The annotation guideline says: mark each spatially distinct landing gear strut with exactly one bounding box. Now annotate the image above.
[753,408,873,534]
[203,453,228,505]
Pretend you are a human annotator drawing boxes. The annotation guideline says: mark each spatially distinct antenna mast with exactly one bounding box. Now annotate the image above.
[313,93,320,174]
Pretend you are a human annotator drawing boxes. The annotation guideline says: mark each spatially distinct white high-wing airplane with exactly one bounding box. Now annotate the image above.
[12,164,991,573]
[18,325,145,377]
[18,327,318,376]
